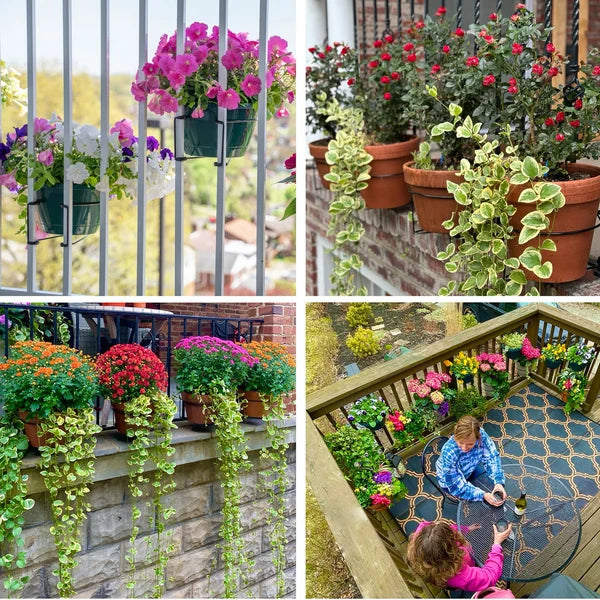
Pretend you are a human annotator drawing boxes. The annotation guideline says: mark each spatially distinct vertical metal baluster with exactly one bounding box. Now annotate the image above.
[425,0,429,17]
[256,0,267,295]
[475,0,480,24]
[136,0,148,295]
[397,0,402,33]
[99,0,109,294]
[373,0,378,40]
[410,0,415,21]
[384,0,390,31]
[571,0,580,73]
[26,0,37,293]
[544,0,552,30]
[496,0,502,12]
[175,0,185,295]
[215,0,228,295]
[361,0,367,53]
[62,0,73,295]
[166,317,173,412]
[354,0,359,49]
[457,0,462,27]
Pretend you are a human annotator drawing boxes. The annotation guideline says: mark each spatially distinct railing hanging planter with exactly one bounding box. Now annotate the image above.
[183,102,257,159]
[507,163,600,283]
[403,161,462,233]
[36,183,100,235]
[361,136,420,209]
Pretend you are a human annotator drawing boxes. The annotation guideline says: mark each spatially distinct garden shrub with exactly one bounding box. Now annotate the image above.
[346,327,379,359]
[346,303,374,329]
[449,388,488,420]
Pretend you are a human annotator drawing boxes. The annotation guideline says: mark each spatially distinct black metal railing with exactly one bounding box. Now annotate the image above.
[0,303,263,425]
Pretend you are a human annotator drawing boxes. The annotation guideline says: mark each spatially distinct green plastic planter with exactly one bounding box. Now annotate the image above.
[37,183,100,235]
[568,361,586,372]
[544,358,562,370]
[183,102,256,158]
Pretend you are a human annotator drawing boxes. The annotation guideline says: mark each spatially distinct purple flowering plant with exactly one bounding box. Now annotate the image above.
[173,335,258,395]
[0,116,175,234]
[347,393,388,429]
[131,23,295,119]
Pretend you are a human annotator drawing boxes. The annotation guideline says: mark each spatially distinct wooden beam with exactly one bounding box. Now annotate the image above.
[306,414,415,599]
[552,0,567,86]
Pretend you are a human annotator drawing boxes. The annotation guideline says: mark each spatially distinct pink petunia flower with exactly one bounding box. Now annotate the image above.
[221,48,244,70]
[217,87,240,109]
[206,84,222,99]
[175,53,199,77]
[240,74,262,97]
[191,107,205,119]
[110,119,136,148]
[0,172,19,192]
[37,149,54,166]
[276,106,290,118]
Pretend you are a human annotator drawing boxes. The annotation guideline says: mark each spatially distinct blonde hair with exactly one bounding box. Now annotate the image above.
[406,522,467,587]
[454,415,481,443]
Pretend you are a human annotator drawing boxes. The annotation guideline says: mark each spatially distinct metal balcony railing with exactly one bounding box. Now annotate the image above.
[0,0,275,296]
[0,302,263,423]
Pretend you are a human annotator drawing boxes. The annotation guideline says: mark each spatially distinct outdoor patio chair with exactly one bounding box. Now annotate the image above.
[421,435,460,508]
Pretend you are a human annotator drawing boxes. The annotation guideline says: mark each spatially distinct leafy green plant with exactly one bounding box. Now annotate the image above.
[211,388,254,598]
[411,141,435,171]
[346,327,380,359]
[0,416,34,597]
[241,341,295,397]
[449,388,488,420]
[37,408,101,597]
[318,94,372,295]
[345,303,374,329]
[124,392,177,598]
[385,409,428,449]
[429,92,565,295]
[347,393,388,428]
[558,369,588,414]
[500,332,527,351]
[259,393,290,598]
[0,305,70,348]
[566,342,596,366]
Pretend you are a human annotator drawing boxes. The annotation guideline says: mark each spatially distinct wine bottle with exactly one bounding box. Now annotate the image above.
[514,491,527,516]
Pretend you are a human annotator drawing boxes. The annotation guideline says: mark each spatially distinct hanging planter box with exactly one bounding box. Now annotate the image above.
[544,358,563,370]
[308,139,332,189]
[181,391,214,425]
[37,183,100,235]
[568,361,587,372]
[507,163,600,283]
[361,136,420,209]
[403,161,462,233]
[183,102,256,159]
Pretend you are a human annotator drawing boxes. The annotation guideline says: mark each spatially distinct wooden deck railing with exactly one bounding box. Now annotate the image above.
[306,303,600,599]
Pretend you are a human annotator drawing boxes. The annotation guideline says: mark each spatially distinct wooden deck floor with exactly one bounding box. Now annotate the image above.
[511,492,600,597]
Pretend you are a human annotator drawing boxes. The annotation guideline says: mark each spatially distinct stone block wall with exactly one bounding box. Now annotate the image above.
[2,433,296,599]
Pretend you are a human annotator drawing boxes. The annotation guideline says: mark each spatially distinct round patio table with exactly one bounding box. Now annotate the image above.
[457,463,581,582]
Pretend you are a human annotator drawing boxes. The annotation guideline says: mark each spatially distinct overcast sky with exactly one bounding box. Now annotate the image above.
[0,0,296,76]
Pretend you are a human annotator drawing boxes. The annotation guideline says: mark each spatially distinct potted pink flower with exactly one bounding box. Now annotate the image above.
[477,353,509,401]
[131,23,295,159]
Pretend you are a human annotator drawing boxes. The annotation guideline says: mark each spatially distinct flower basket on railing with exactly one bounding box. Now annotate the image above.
[347,392,388,431]
[131,22,295,160]
[37,183,100,235]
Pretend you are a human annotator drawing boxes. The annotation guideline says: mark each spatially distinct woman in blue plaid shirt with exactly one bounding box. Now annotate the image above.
[436,416,506,505]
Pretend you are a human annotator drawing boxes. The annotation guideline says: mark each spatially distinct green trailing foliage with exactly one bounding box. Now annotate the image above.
[0,416,34,597]
[316,93,372,295]
[124,392,177,599]
[37,408,101,598]
[428,90,565,296]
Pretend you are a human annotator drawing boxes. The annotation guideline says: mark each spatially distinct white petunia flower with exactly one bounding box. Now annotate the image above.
[75,124,100,157]
[66,162,90,184]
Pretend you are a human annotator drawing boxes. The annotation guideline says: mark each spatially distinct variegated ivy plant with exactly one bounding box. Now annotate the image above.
[428,88,565,295]
[316,93,372,296]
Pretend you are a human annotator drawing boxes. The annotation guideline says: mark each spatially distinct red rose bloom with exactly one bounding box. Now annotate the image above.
[570,120,580,128]
[369,60,379,68]
[308,47,316,53]
[483,74,496,87]
[391,71,400,80]
[436,6,447,16]
[511,14,519,22]
[403,42,414,51]
[455,28,465,37]
[512,43,524,54]
[442,45,450,53]
[383,92,392,100]
[385,34,394,43]
[340,46,349,55]
[325,45,333,52]
[545,118,555,127]
[431,64,441,74]
[555,133,565,141]
[484,34,495,43]
[466,56,479,67]
[548,67,559,77]
[415,20,425,29]
[489,12,498,20]
[546,43,556,53]
[532,64,544,76]
[556,111,565,122]
[381,53,392,61]
[407,53,417,63]
[347,77,355,85]
[574,98,583,109]
[593,66,600,76]
[380,75,391,84]
[318,52,325,59]
[373,39,383,48]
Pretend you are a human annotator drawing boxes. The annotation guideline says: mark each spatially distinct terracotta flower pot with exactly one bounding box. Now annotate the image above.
[18,412,51,448]
[242,390,264,419]
[507,163,600,283]
[308,139,332,189]
[102,302,126,307]
[361,136,421,209]
[181,391,214,425]
[403,161,463,233]
[111,402,155,435]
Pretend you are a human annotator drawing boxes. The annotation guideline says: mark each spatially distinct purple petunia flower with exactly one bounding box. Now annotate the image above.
[146,136,159,152]
[0,143,10,163]
[15,124,27,139]
[0,314,11,328]
[160,147,174,161]
[437,401,449,417]
[121,147,134,162]
[373,471,393,484]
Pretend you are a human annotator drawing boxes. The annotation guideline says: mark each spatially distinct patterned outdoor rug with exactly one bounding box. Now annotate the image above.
[392,383,600,538]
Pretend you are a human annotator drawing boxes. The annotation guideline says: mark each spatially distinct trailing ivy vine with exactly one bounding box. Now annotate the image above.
[124,392,176,599]
[259,393,290,598]
[37,408,101,598]
[211,387,253,598]
[316,92,372,296]
[0,416,34,598]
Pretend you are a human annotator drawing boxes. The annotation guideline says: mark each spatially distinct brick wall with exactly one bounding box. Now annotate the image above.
[7,443,296,599]
[306,166,453,295]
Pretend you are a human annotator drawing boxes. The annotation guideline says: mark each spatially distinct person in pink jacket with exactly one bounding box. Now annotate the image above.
[406,520,512,592]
